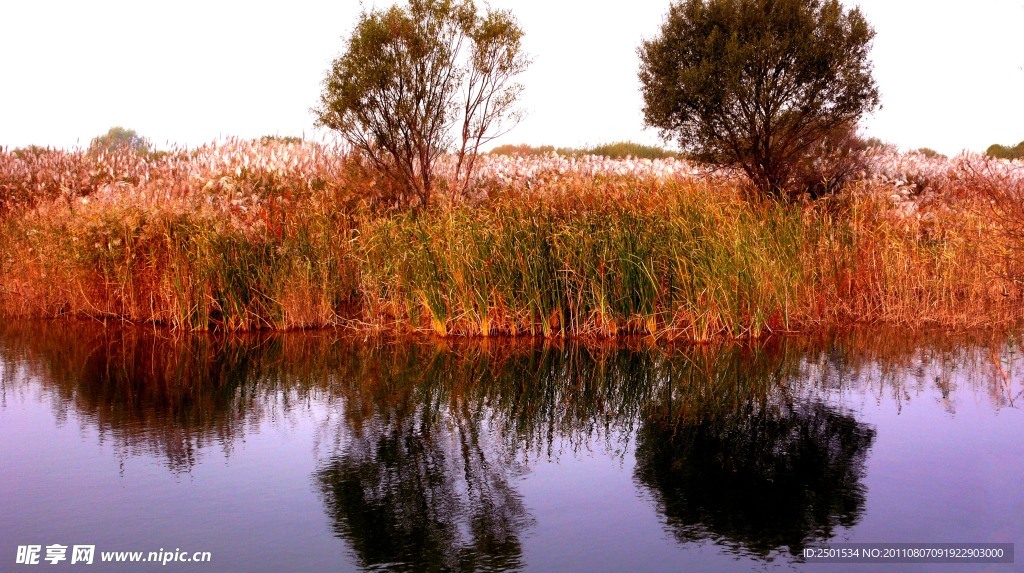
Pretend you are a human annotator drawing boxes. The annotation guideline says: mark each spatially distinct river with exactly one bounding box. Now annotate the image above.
[0,322,1020,571]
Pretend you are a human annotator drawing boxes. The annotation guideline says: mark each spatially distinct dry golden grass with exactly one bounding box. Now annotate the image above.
[1,140,1021,339]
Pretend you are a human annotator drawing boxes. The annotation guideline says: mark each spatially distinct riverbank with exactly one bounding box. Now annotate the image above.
[1,141,1021,339]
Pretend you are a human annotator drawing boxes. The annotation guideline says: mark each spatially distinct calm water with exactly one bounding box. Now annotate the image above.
[0,322,1021,572]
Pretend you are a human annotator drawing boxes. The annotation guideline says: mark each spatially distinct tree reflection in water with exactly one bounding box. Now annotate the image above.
[313,410,531,571]
[2,321,1017,568]
[635,400,875,558]
[0,321,296,474]
[626,343,876,558]
[309,343,646,572]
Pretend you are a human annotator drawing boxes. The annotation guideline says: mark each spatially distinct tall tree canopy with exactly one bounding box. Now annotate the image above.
[639,0,879,199]
[316,0,529,208]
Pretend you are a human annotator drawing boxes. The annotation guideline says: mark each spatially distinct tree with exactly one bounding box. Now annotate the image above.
[639,0,879,199]
[88,126,151,155]
[315,0,529,208]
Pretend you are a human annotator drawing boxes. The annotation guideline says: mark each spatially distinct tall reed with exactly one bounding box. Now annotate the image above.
[1,141,1020,339]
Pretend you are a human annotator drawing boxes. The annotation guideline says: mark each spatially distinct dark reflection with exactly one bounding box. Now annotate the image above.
[636,396,874,557]
[624,343,875,558]
[0,320,1019,569]
[0,321,342,473]
[313,400,531,572]
[315,442,528,572]
[310,344,653,572]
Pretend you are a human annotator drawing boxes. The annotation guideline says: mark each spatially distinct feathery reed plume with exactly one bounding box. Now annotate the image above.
[1,140,1021,338]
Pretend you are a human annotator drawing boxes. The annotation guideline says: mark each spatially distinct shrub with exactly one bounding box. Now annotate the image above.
[489,142,678,160]
[259,135,303,145]
[863,137,896,152]
[915,147,944,159]
[489,144,557,157]
[986,141,1024,160]
[583,142,679,160]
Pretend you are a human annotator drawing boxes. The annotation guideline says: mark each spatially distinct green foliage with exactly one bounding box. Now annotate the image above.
[986,141,1024,160]
[315,0,529,207]
[638,0,879,199]
[88,126,151,155]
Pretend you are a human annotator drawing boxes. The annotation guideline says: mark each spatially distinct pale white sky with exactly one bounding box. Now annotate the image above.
[1,1,1021,155]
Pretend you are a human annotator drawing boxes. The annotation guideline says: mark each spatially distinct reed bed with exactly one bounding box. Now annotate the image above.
[1,140,1021,339]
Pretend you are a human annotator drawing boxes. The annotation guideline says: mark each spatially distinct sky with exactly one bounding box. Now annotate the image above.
[0,0,1021,156]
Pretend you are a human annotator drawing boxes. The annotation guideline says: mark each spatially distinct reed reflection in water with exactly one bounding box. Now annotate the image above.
[0,321,1019,570]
